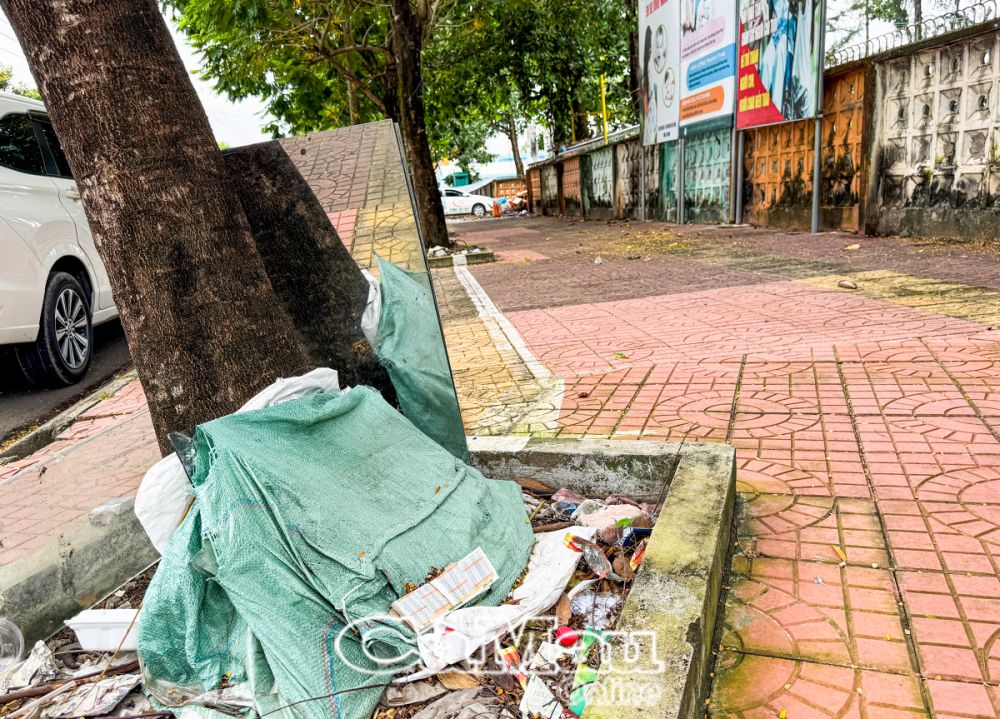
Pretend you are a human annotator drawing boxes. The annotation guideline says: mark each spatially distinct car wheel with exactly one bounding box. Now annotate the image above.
[472,203,487,217]
[16,272,93,386]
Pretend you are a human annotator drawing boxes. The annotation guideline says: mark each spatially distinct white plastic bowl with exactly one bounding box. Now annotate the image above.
[64,609,140,652]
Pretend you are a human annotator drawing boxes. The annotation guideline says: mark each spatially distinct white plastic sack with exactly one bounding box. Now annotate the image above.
[360,269,382,346]
[402,526,597,681]
[134,369,341,554]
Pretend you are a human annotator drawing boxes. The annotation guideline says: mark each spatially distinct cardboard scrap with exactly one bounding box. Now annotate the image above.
[392,548,498,631]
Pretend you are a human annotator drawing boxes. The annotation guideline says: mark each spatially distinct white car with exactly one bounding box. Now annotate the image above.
[440,187,495,217]
[0,92,116,385]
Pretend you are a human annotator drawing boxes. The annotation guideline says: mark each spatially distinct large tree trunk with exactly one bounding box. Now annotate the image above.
[506,113,524,178]
[223,142,395,401]
[626,0,641,118]
[1,0,378,453]
[572,98,591,143]
[388,0,453,249]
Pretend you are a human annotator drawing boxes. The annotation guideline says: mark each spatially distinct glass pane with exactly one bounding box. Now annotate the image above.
[0,113,45,174]
[36,120,73,178]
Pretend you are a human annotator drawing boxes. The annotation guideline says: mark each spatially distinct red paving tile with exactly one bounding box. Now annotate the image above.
[479,224,1000,716]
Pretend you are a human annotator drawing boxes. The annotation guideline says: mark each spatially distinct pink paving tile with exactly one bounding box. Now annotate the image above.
[79,379,148,419]
[898,570,1000,685]
[0,412,158,564]
[731,415,870,498]
[327,208,358,249]
[711,653,928,718]
[926,679,1000,718]
[723,558,911,672]
[495,249,550,263]
[739,495,889,567]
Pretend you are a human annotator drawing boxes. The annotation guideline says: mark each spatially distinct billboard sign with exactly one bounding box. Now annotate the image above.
[679,0,738,126]
[640,0,681,144]
[736,0,823,129]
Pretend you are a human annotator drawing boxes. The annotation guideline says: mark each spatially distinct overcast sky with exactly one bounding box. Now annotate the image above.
[0,10,273,146]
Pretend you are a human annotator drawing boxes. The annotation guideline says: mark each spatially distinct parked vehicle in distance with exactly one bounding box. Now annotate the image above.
[0,92,116,386]
[440,187,496,218]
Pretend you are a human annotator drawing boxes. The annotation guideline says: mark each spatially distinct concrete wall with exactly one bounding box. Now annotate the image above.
[540,164,560,215]
[527,167,541,214]
[615,139,643,219]
[562,156,582,215]
[743,67,867,232]
[582,146,616,219]
[869,26,1000,239]
[684,122,732,224]
[660,141,679,222]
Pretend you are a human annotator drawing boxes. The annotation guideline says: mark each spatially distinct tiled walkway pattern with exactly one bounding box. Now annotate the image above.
[3,215,1000,717]
[448,219,1000,718]
[0,378,156,565]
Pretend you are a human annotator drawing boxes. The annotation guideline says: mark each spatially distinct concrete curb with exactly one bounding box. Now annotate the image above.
[0,495,158,645]
[427,250,496,268]
[470,437,736,719]
[0,369,139,463]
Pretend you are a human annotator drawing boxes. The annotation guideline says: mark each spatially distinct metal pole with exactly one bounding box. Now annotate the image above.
[811,0,827,234]
[600,74,609,144]
[735,130,745,224]
[677,137,685,224]
[640,145,647,221]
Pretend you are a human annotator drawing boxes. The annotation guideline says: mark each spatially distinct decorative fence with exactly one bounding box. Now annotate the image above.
[525,8,1000,241]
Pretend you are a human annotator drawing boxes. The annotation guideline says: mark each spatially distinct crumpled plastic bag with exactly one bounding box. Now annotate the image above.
[0,641,58,693]
[133,368,341,553]
[410,688,513,719]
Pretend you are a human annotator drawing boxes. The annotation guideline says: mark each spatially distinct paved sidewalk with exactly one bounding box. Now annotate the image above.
[3,217,999,717]
[446,218,1000,719]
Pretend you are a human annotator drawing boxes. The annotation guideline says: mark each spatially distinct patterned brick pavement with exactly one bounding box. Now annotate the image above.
[4,213,1000,717]
[446,218,1000,718]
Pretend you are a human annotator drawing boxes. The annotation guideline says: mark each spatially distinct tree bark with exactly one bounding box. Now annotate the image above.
[0,0,380,453]
[626,0,641,118]
[506,113,524,178]
[388,0,453,249]
[572,98,591,143]
[223,142,395,402]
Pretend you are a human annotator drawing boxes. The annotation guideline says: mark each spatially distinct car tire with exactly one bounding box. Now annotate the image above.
[16,272,93,386]
[472,203,487,217]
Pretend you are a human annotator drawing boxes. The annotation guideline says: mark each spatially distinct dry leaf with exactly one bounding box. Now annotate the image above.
[555,593,572,625]
[516,477,554,494]
[612,554,635,581]
[437,671,480,690]
[831,545,847,562]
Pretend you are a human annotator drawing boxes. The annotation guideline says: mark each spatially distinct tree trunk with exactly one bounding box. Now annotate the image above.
[388,0,453,249]
[572,98,591,143]
[0,0,374,453]
[626,0,641,118]
[223,142,395,402]
[347,80,360,125]
[506,113,524,178]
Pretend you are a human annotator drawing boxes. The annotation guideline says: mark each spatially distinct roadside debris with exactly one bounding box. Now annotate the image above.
[837,279,859,290]
[1,373,661,719]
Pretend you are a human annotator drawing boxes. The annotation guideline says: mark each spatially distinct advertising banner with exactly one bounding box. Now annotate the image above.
[736,0,823,130]
[679,0,738,126]
[640,0,681,144]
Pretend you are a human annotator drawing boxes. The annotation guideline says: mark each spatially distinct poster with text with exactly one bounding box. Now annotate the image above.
[680,0,738,126]
[736,0,822,129]
[640,0,681,144]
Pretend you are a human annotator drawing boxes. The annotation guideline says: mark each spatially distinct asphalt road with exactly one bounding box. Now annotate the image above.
[0,320,132,447]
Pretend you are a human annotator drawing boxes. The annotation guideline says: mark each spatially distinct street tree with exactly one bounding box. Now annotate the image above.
[164,0,454,249]
[1,0,389,453]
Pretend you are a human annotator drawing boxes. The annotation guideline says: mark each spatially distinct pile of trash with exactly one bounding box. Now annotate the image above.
[0,375,657,719]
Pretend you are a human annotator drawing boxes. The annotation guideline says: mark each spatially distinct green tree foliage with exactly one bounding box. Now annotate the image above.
[0,64,41,99]
[425,0,634,154]
[165,0,635,171]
